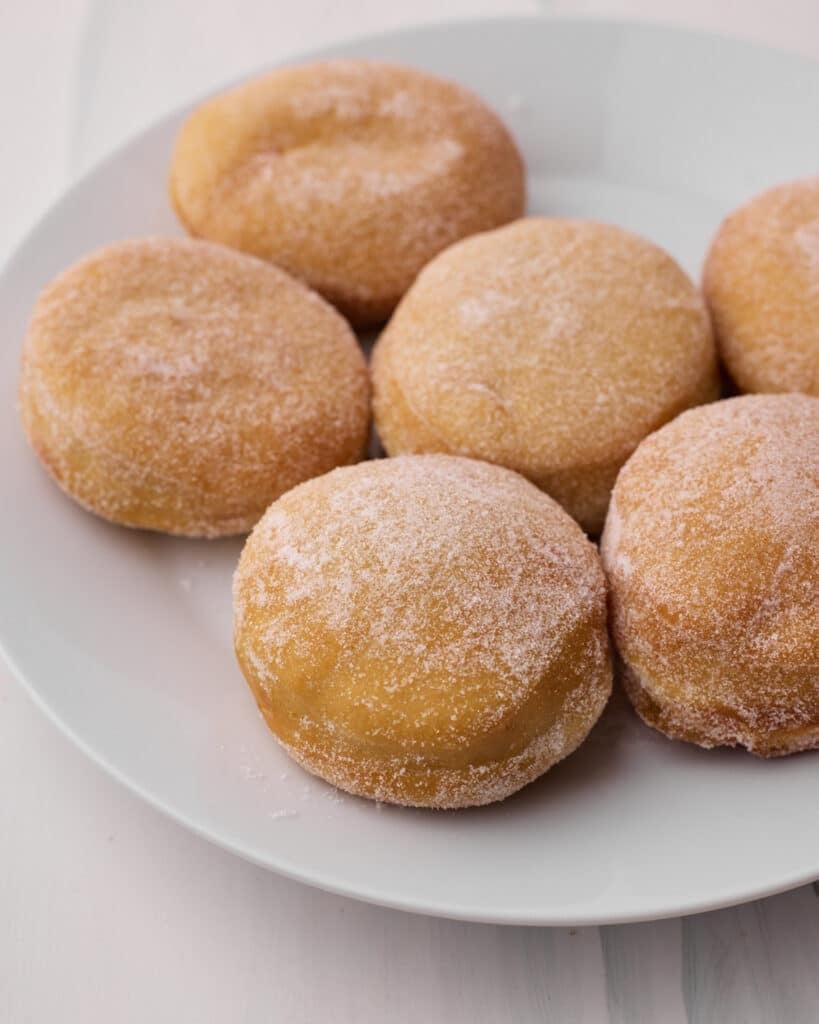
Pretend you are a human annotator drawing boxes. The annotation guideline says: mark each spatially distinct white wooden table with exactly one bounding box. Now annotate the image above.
[3,2,818,1020]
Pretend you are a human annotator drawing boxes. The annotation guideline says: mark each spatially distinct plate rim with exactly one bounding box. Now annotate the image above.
[2,12,818,926]
[7,642,819,926]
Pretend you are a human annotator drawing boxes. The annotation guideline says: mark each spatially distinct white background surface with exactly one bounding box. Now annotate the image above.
[2,1,818,1021]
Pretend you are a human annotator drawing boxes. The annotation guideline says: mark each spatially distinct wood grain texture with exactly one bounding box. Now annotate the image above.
[602,919,687,1023]
[682,892,819,1024]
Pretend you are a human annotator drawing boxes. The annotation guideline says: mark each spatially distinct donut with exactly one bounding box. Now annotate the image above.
[601,394,819,757]
[703,176,819,396]
[20,237,369,537]
[233,455,611,808]
[169,60,525,327]
[372,217,719,534]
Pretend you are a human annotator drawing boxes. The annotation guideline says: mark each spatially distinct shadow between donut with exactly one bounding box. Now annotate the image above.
[453,687,634,822]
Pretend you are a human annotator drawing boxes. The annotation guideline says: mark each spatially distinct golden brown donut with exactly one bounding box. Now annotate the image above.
[20,237,369,537]
[372,217,719,534]
[601,394,819,756]
[233,455,611,808]
[703,176,819,396]
[169,60,525,326]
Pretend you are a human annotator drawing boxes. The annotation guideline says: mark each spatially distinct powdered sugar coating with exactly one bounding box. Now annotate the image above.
[372,217,718,534]
[169,60,525,326]
[704,175,819,395]
[234,455,611,808]
[601,394,819,755]
[19,236,370,536]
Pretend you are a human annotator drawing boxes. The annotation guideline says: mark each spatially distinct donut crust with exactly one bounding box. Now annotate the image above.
[621,659,819,757]
[233,455,612,807]
[373,217,719,533]
[20,237,370,537]
[703,175,819,396]
[170,60,525,327]
[601,394,819,757]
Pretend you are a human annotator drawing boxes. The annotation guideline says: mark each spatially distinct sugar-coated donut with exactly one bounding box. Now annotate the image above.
[703,176,819,396]
[601,394,819,756]
[169,60,525,327]
[20,237,369,537]
[372,217,719,534]
[233,455,611,808]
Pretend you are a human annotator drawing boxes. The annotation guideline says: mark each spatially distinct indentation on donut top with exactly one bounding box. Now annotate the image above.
[238,137,466,205]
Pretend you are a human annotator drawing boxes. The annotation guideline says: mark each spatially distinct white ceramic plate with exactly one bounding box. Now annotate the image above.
[1,17,817,926]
